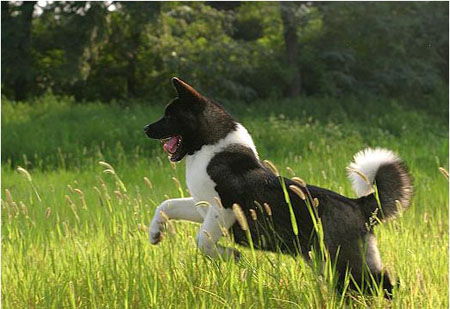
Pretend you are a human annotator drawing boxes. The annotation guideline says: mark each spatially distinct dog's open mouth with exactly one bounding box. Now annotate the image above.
[161,136,182,160]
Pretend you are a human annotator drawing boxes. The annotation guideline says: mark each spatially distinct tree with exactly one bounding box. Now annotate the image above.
[1,2,447,102]
[120,2,160,97]
[2,1,36,100]
[280,2,302,97]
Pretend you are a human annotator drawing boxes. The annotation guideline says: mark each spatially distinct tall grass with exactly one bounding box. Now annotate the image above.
[2,95,448,308]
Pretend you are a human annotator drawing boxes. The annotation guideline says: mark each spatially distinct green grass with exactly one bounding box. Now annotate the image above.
[2,95,448,308]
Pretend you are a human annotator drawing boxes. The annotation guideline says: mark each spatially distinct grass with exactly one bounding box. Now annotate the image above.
[2,94,448,308]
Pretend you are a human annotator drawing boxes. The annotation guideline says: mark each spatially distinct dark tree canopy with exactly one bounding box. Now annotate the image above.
[1,1,448,103]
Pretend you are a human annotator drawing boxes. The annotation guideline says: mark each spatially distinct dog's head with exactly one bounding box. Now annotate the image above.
[144,77,236,162]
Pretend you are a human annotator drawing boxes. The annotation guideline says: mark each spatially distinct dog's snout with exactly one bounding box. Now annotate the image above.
[144,118,166,139]
[144,123,158,139]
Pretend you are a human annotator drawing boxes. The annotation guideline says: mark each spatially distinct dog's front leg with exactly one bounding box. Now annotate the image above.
[196,206,239,260]
[149,197,204,244]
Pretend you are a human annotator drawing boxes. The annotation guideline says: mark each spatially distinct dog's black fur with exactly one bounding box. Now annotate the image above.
[144,80,237,161]
[145,78,413,298]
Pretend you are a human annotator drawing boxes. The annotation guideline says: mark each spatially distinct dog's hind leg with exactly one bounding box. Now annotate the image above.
[370,270,395,299]
[365,234,396,298]
[340,234,395,298]
[196,205,239,260]
[149,197,204,244]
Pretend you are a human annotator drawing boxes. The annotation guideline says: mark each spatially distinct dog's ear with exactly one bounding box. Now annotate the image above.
[171,77,203,102]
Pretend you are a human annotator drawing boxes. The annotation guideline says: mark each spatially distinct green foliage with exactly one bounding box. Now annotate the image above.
[316,2,449,97]
[1,2,448,102]
[2,93,447,172]
[2,97,448,307]
[1,94,161,170]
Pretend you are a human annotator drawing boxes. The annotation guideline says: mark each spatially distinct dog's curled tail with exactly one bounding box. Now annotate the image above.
[347,148,413,221]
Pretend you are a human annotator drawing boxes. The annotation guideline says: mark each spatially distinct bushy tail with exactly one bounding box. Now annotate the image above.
[347,148,413,222]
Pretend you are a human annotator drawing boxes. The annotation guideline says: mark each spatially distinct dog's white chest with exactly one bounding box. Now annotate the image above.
[186,149,219,202]
[185,123,258,203]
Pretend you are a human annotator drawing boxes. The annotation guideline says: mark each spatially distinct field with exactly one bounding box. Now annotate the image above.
[2,95,448,308]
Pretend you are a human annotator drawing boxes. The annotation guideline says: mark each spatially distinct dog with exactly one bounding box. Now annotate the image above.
[144,77,413,297]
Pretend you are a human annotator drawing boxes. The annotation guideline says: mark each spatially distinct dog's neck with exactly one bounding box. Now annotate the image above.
[186,123,258,163]
[184,123,258,202]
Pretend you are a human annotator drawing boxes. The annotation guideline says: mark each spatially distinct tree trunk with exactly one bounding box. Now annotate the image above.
[123,2,161,98]
[280,2,302,97]
[13,1,36,101]
[126,51,137,97]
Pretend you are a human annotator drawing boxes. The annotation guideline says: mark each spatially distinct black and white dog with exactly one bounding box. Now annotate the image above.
[144,78,412,296]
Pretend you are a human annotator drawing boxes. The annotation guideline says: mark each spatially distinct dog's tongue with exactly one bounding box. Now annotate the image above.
[163,136,179,154]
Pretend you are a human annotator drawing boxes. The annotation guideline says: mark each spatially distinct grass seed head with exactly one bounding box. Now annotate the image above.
[249,209,258,221]
[17,166,32,182]
[214,197,224,209]
[220,226,230,238]
[195,201,211,207]
[144,177,153,189]
[170,161,177,170]
[45,207,51,218]
[20,202,28,216]
[73,189,84,197]
[123,193,130,203]
[202,230,212,240]
[286,166,295,176]
[104,191,111,201]
[368,208,380,228]
[9,202,18,217]
[291,177,306,187]
[263,203,272,216]
[114,190,123,203]
[172,177,181,189]
[64,195,74,206]
[103,169,115,175]
[232,203,249,231]
[439,167,448,180]
[313,197,320,208]
[263,160,280,177]
[97,176,106,186]
[67,184,74,194]
[289,185,306,200]
[5,189,14,204]
[347,167,371,185]
[98,161,114,171]
[240,269,248,280]
[93,186,101,196]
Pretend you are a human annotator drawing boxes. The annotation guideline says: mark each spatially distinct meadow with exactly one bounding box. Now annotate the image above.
[2,94,448,308]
